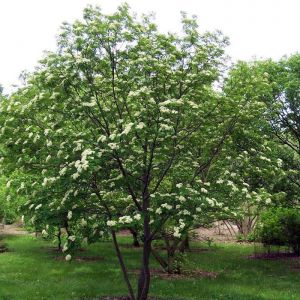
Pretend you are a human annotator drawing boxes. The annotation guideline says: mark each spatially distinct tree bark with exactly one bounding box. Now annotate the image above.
[111,230,136,300]
[151,247,168,271]
[137,185,151,300]
[130,228,140,248]
[57,227,62,251]
[179,236,190,253]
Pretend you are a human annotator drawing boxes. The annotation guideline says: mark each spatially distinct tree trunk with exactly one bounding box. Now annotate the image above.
[112,230,136,300]
[137,184,151,300]
[179,236,190,253]
[130,228,140,248]
[57,227,62,251]
[167,248,176,274]
[137,238,151,300]
[151,247,168,271]
[64,219,71,237]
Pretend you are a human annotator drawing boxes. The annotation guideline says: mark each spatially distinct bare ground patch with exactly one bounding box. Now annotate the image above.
[98,296,164,300]
[129,268,218,280]
[248,252,300,260]
[0,224,28,236]
[41,246,87,253]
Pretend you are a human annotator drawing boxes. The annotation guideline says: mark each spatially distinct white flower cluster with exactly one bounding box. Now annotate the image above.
[67,211,72,220]
[42,177,56,187]
[68,235,76,242]
[173,220,185,238]
[62,243,68,252]
[72,148,94,179]
[121,123,134,135]
[107,220,117,227]
[178,195,186,202]
[80,218,87,226]
[136,122,145,130]
[161,203,172,210]
[82,98,97,107]
[108,143,119,150]
[134,214,141,220]
[35,204,42,210]
[65,254,72,261]
[119,215,133,224]
[200,187,208,193]
[41,229,48,236]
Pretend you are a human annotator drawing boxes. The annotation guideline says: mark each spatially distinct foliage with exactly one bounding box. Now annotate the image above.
[0,174,25,224]
[236,56,300,207]
[205,61,287,237]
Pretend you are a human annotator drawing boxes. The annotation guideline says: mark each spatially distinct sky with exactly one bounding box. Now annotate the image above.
[0,0,299,93]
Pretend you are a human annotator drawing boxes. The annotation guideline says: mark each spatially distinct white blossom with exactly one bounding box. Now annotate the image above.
[201,187,208,194]
[68,235,76,242]
[97,135,107,143]
[108,143,119,150]
[35,204,42,210]
[44,129,50,136]
[59,167,67,176]
[173,227,181,238]
[81,218,87,226]
[134,214,141,221]
[65,254,72,261]
[265,198,272,204]
[72,173,80,180]
[155,207,162,214]
[67,211,72,220]
[161,203,172,210]
[41,229,48,236]
[136,122,145,129]
[122,123,134,135]
[119,216,133,224]
[178,195,186,202]
[107,220,117,227]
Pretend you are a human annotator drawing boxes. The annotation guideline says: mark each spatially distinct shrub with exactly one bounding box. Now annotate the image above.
[257,207,300,254]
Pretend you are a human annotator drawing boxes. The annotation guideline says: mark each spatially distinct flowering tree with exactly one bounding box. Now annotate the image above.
[253,56,300,205]
[204,61,288,238]
[224,59,300,205]
[0,5,264,300]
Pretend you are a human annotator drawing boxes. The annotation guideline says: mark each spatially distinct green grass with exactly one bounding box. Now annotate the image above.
[0,235,299,300]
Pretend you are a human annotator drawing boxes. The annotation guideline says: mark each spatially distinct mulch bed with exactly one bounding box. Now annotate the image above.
[184,247,214,253]
[100,297,162,300]
[42,246,86,253]
[120,244,214,253]
[291,265,300,271]
[54,255,104,262]
[129,268,218,280]
[0,245,8,253]
[152,246,214,253]
[248,252,300,260]
[99,297,183,300]
[100,297,132,300]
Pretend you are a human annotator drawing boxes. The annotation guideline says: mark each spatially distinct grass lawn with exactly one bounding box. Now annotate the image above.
[0,234,299,300]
